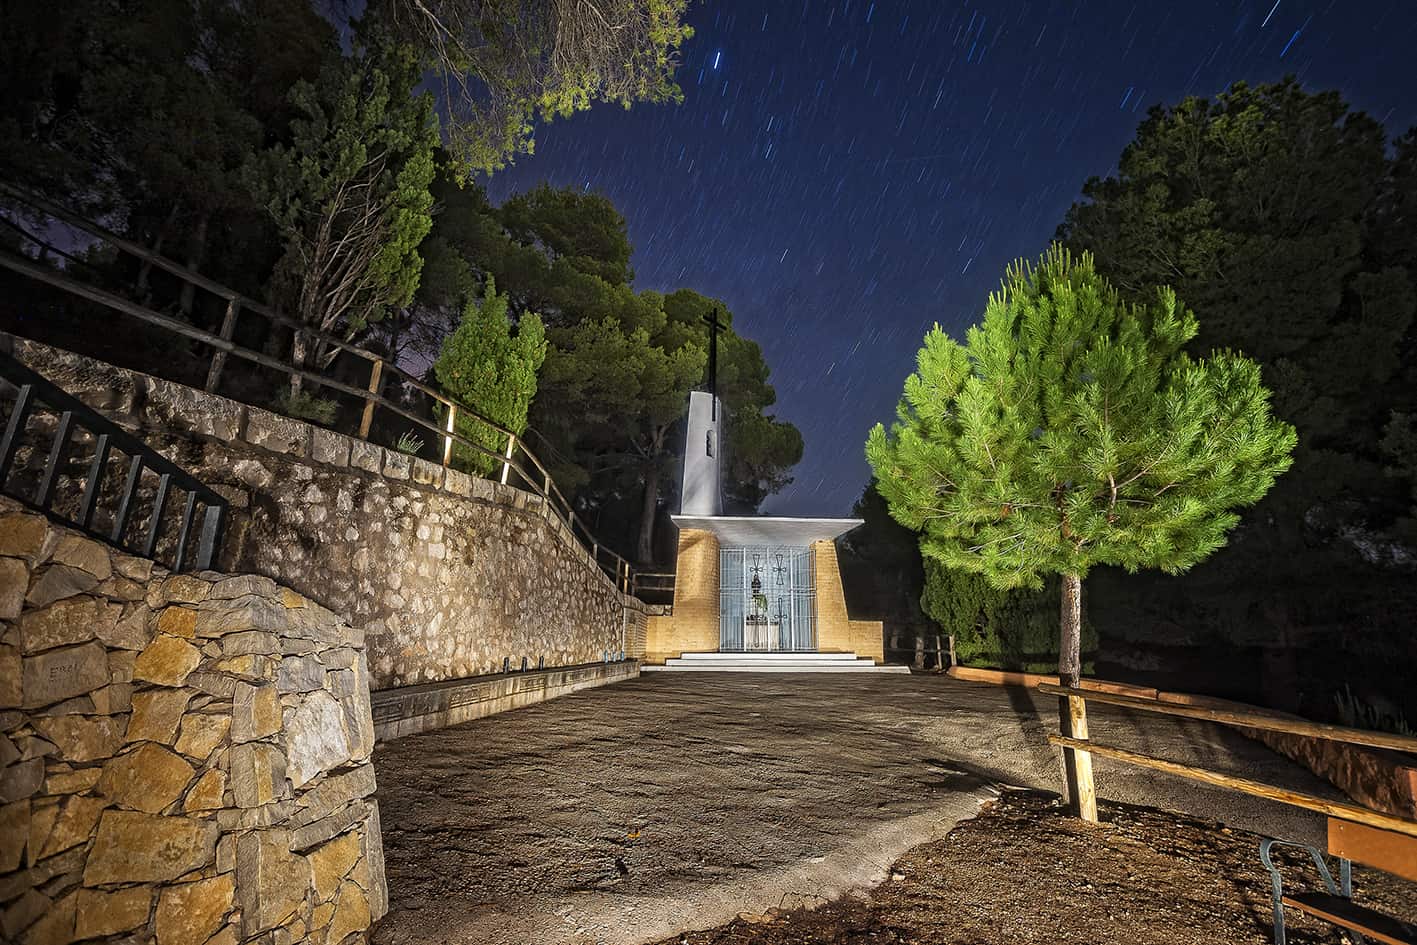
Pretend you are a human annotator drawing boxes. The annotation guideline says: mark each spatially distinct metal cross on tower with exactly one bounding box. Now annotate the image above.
[702,307,725,419]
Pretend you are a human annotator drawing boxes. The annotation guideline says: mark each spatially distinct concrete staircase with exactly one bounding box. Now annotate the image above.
[642,651,910,673]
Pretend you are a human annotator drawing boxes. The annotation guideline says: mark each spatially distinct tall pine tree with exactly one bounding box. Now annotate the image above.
[867,247,1294,805]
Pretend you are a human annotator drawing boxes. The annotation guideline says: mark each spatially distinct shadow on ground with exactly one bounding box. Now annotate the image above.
[372,672,1341,945]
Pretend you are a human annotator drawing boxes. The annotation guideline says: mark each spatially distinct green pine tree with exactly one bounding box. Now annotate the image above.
[866,245,1296,690]
[249,43,437,390]
[434,279,548,477]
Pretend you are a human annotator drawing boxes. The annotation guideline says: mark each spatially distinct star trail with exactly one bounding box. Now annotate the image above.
[488,0,1417,516]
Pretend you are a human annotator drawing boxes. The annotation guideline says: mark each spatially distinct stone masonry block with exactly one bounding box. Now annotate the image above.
[349,439,382,474]
[229,742,289,808]
[232,682,282,743]
[381,450,410,481]
[311,428,352,467]
[410,459,443,487]
[22,642,109,709]
[235,829,306,934]
[284,690,351,788]
[362,804,389,921]
[208,575,280,601]
[84,810,219,885]
[244,408,310,457]
[144,376,244,442]
[442,468,472,497]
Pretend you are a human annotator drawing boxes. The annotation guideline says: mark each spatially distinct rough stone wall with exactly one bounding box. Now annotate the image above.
[0,497,385,945]
[371,661,640,740]
[5,336,633,691]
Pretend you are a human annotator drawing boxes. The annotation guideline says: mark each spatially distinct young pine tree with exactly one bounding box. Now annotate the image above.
[867,244,1294,690]
[434,279,547,476]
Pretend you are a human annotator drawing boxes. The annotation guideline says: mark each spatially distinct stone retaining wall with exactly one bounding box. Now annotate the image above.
[4,335,635,692]
[0,497,385,945]
[370,661,641,740]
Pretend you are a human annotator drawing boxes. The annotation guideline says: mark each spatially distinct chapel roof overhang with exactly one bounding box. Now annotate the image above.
[669,515,863,547]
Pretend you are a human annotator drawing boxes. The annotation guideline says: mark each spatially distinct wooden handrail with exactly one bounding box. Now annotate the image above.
[1039,684,1417,755]
[0,182,650,593]
[1049,735,1417,839]
[0,182,524,439]
[0,252,520,469]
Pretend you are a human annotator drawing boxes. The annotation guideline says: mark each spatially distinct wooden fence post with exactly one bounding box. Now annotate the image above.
[442,404,456,466]
[936,634,945,670]
[358,359,383,440]
[204,298,241,393]
[1061,693,1099,822]
[947,634,956,668]
[499,432,514,485]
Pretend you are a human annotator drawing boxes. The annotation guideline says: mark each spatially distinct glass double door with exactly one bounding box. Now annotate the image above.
[719,545,815,652]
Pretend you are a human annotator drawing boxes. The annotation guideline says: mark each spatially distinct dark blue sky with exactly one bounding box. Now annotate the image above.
[489,0,1417,516]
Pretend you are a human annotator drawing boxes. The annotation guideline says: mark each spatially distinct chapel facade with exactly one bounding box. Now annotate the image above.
[643,391,889,668]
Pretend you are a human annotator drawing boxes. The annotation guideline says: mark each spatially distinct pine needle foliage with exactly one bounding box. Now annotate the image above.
[434,279,547,477]
[867,245,1296,593]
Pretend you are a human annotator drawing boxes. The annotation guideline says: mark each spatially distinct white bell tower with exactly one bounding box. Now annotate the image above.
[680,390,722,515]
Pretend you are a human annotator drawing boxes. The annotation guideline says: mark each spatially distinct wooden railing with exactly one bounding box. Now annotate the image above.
[629,570,675,602]
[0,182,638,594]
[1038,681,1417,838]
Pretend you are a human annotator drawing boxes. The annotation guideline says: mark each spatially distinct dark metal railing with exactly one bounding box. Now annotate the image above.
[0,181,640,593]
[630,570,675,602]
[0,348,227,570]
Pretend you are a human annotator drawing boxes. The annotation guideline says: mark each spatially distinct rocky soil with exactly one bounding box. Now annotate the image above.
[653,790,1417,945]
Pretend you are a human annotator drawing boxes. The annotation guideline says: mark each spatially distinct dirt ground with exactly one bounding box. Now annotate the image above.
[652,790,1417,945]
[372,672,1356,945]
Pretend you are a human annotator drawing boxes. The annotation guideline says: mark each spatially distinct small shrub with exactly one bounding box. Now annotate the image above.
[395,430,424,455]
[922,559,1097,673]
[432,279,546,476]
[1333,684,1415,737]
[274,389,338,426]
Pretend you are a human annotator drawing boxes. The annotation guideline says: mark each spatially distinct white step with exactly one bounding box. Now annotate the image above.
[676,650,862,661]
[643,651,911,674]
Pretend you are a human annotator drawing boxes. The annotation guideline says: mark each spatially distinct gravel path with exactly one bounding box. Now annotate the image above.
[371,672,1343,945]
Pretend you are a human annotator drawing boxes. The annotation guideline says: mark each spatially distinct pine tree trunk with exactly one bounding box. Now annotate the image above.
[1058,573,1082,687]
[288,331,308,398]
[1056,572,1097,821]
[137,205,179,302]
[177,211,209,319]
[636,464,660,564]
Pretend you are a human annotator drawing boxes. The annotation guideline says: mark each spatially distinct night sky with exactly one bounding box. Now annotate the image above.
[489,0,1417,517]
